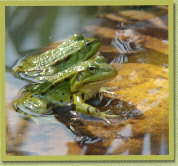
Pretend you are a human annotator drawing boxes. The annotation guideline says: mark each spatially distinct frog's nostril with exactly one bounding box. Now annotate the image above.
[93,39,100,43]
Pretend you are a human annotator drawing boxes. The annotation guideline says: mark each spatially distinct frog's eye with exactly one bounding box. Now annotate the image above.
[71,34,84,41]
[84,41,91,50]
[87,65,97,75]
[95,56,106,63]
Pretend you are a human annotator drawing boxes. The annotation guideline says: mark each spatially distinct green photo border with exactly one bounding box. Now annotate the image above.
[0,0,174,162]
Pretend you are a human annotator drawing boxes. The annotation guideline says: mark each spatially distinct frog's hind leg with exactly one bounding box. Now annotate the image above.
[13,96,51,116]
[12,96,58,125]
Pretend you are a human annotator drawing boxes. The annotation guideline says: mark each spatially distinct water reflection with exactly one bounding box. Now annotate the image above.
[6,6,169,156]
[142,132,151,155]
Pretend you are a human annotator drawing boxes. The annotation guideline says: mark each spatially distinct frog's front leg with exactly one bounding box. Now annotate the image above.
[73,92,120,124]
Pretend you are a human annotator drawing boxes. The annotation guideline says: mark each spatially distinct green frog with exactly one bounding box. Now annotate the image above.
[12,34,101,82]
[13,56,119,124]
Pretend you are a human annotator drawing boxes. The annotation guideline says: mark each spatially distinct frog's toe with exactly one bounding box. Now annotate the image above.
[103,109,121,118]
[101,112,121,124]
[103,109,112,114]
[103,118,112,125]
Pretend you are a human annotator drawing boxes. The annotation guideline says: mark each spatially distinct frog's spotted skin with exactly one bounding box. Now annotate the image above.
[13,56,119,124]
[13,34,101,82]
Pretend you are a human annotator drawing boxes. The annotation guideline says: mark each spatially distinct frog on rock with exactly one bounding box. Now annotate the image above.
[12,34,101,82]
[13,56,119,124]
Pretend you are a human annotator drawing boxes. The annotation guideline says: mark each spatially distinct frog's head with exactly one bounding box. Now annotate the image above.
[71,33,101,60]
[71,56,117,97]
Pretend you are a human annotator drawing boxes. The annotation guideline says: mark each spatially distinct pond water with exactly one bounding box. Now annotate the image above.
[5,6,169,156]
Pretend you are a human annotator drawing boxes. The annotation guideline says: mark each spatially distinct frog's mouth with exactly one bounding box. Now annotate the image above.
[83,77,114,86]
